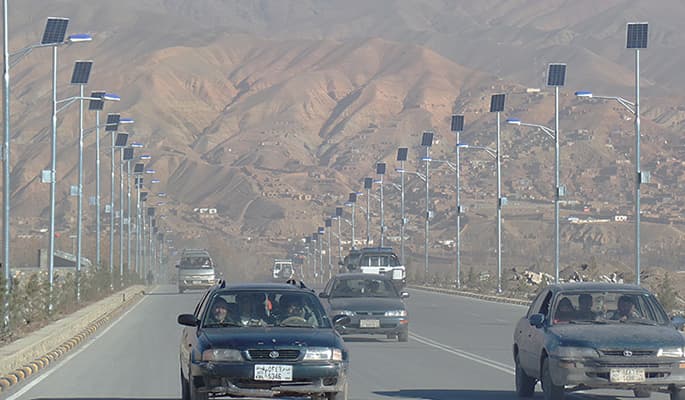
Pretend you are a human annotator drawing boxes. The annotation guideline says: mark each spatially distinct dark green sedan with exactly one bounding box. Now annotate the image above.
[178,282,350,400]
[513,282,685,400]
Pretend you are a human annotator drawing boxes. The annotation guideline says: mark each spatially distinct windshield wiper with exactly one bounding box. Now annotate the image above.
[621,319,657,326]
[279,322,315,328]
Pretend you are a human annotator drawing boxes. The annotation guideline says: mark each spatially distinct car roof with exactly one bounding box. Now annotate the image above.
[332,272,392,280]
[359,247,396,254]
[216,282,315,292]
[548,282,648,293]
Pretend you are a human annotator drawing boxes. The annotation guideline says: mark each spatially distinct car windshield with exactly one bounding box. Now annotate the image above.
[551,291,670,326]
[180,256,212,268]
[330,278,398,298]
[202,290,331,329]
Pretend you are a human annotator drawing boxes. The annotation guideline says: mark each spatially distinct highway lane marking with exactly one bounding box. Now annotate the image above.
[5,294,150,400]
[409,332,515,375]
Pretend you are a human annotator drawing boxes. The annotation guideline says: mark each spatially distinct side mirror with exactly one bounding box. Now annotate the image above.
[671,315,685,331]
[332,314,351,326]
[319,292,329,298]
[400,292,410,299]
[529,313,545,328]
[178,314,199,327]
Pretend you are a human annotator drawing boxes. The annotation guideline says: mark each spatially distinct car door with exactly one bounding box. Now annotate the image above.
[527,291,553,378]
[180,290,210,378]
[517,289,552,375]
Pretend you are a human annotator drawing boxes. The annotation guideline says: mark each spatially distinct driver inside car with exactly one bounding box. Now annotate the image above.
[279,295,316,326]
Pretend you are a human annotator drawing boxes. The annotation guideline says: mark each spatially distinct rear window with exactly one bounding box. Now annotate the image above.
[180,256,213,269]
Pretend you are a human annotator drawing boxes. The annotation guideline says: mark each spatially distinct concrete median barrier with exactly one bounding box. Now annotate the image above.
[408,284,532,306]
[0,285,147,393]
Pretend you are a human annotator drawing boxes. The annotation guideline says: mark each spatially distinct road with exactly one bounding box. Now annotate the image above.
[5,285,671,400]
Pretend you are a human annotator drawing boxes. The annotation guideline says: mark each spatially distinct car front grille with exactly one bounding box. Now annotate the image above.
[599,349,656,357]
[354,311,385,316]
[247,349,301,360]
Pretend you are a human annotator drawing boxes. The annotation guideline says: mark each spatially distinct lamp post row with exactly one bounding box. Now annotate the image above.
[321,22,646,290]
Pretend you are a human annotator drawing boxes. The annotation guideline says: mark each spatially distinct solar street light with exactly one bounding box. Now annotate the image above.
[420,131,434,283]
[451,114,465,289]
[575,23,647,285]
[364,177,373,246]
[376,162,387,246]
[490,94,506,293]
[395,147,408,264]
[345,192,358,249]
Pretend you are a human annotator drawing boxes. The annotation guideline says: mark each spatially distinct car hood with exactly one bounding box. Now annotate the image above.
[201,328,341,349]
[328,297,405,312]
[549,323,684,349]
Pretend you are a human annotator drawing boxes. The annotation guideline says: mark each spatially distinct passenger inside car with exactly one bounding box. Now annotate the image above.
[576,293,597,320]
[236,293,268,326]
[611,295,641,321]
[554,297,576,323]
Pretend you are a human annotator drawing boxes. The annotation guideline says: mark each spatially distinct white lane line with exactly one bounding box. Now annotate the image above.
[6,295,150,400]
[409,331,515,375]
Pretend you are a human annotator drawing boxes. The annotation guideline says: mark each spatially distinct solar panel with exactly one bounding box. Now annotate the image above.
[318,227,324,235]
[348,192,357,203]
[105,113,121,131]
[547,64,567,87]
[627,22,648,49]
[123,147,134,161]
[134,163,145,174]
[115,133,129,147]
[88,91,105,111]
[141,192,148,202]
[364,177,373,189]
[41,17,69,45]
[376,162,386,175]
[396,147,408,161]
[147,207,155,217]
[451,115,464,132]
[325,218,332,228]
[135,177,143,187]
[70,60,93,85]
[490,94,506,112]
[335,207,343,217]
[421,131,434,147]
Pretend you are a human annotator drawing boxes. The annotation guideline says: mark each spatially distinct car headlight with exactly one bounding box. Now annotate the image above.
[658,347,684,358]
[553,346,599,359]
[385,310,407,317]
[336,310,355,317]
[303,347,343,361]
[202,349,243,361]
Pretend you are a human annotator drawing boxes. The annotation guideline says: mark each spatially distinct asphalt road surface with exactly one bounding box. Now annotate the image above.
[5,285,672,400]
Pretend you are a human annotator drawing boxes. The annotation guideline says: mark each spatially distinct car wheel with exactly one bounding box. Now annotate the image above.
[180,370,190,400]
[397,331,409,342]
[189,375,208,400]
[670,387,685,400]
[541,357,564,400]
[634,388,651,398]
[515,355,536,398]
[326,381,348,400]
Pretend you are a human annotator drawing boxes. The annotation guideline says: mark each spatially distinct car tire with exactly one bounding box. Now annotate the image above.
[541,357,564,400]
[634,388,651,398]
[515,355,536,398]
[189,375,208,400]
[326,381,348,400]
[398,331,409,342]
[180,370,190,400]
[670,387,685,400]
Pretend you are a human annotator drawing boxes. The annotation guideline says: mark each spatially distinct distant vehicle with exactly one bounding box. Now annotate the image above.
[176,248,217,293]
[340,247,405,289]
[319,273,409,342]
[272,258,294,280]
[177,281,350,400]
[513,282,685,400]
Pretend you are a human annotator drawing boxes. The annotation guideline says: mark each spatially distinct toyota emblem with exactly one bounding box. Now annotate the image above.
[623,350,633,357]
[269,351,280,359]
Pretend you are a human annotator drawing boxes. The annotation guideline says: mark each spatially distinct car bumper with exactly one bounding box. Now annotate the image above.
[549,356,685,390]
[336,316,408,336]
[179,280,215,289]
[190,360,347,397]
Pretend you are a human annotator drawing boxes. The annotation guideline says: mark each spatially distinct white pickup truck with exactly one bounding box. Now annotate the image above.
[349,247,406,289]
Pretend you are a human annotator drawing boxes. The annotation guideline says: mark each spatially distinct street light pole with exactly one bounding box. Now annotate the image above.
[364,178,372,246]
[420,132,434,284]
[377,162,386,247]
[450,115,465,289]
[2,0,9,329]
[490,94,506,293]
[396,148,408,265]
[335,207,343,262]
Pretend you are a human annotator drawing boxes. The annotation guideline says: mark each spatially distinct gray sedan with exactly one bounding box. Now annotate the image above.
[319,273,409,342]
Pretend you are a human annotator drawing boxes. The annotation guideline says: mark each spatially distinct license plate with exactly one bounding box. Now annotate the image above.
[193,281,201,285]
[360,319,380,328]
[254,364,293,381]
[610,368,645,383]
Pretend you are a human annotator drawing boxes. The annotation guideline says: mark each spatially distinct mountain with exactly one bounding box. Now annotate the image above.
[5,1,685,284]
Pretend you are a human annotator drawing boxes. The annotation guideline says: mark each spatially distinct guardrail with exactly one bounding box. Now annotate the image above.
[408,284,532,306]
